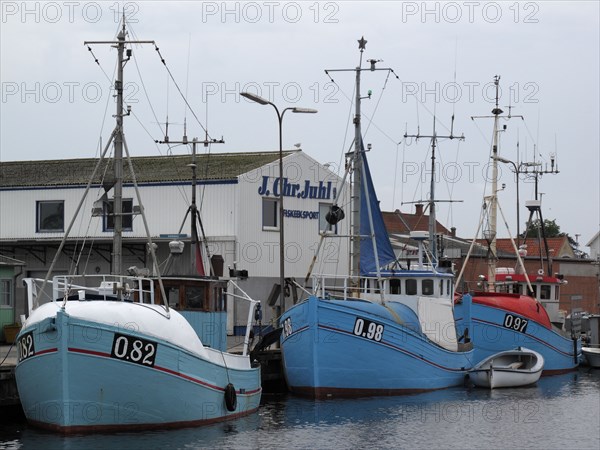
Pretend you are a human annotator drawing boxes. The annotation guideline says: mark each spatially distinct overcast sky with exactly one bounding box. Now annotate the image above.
[1,1,599,248]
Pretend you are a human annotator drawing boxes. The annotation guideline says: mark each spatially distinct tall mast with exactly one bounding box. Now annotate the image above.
[85,17,155,275]
[324,37,396,281]
[350,37,367,279]
[471,76,524,292]
[112,21,126,275]
[488,76,502,291]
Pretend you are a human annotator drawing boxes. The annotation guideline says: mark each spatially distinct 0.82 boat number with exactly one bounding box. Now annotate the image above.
[18,331,35,362]
[503,313,529,333]
[353,317,384,342]
[110,333,157,367]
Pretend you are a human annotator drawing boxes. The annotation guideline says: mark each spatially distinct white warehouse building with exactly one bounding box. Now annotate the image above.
[0,150,349,334]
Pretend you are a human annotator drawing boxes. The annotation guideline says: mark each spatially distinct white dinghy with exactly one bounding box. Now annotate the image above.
[581,347,600,368]
[468,347,544,389]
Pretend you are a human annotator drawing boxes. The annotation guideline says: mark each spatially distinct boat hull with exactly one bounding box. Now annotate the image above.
[455,299,580,374]
[468,367,543,389]
[581,347,600,368]
[280,296,473,399]
[15,305,261,433]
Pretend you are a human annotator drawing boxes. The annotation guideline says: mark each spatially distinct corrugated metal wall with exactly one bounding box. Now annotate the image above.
[0,183,237,239]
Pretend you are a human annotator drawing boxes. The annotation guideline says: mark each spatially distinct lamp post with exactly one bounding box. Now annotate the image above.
[240,92,317,321]
[494,156,541,247]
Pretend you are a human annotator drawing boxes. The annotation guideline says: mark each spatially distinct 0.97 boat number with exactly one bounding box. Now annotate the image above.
[503,313,529,333]
[353,317,384,342]
[110,333,157,367]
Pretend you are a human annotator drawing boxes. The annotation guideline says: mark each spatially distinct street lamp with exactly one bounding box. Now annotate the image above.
[494,156,541,247]
[240,92,317,322]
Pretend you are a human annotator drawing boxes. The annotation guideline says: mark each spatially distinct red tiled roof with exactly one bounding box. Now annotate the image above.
[477,236,575,258]
[382,209,451,235]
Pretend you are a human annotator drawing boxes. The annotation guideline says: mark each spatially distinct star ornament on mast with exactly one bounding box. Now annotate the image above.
[358,36,367,51]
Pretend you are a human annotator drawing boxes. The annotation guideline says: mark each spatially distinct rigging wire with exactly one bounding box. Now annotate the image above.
[153,44,210,138]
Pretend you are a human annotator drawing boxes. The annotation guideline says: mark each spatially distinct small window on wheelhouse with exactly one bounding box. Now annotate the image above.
[422,279,434,296]
[186,285,206,309]
[406,279,417,295]
[540,285,551,300]
[390,279,401,294]
[528,285,537,298]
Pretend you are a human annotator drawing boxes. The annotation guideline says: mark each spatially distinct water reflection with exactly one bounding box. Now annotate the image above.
[3,369,599,450]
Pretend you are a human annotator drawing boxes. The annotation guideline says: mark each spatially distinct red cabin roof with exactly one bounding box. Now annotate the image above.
[495,273,563,284]
[470,292,553,329]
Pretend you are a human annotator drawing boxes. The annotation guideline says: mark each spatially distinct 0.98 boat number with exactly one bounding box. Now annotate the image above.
[110,333,157,367]
[503,313,529,333]
[282,317,293,339]
[353,317,384,342]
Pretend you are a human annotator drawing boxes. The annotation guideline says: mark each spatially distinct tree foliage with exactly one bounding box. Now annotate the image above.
[522,218,562,238]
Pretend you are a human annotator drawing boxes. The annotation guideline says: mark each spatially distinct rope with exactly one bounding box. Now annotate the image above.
[154,44,210,138]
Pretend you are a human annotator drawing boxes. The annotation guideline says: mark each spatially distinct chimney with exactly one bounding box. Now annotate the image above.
[450,227,456,237]
[415,203,424,216]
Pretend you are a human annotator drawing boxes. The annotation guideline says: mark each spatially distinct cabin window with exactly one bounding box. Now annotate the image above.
[166,286,180,308]
[214,287,226,311]
[554,287,559,300]
[447,280,451,296]
[422,279,434,296]
[540,285,551,300]
[262,198,279,230]
[528,285,537,298]
[439,280,443,296]
[36,200,64,232]
[186,286,206,309]
[0,280,12,307]
[104,198,133,231]
[406,279,417,295]
[390,279,401,294]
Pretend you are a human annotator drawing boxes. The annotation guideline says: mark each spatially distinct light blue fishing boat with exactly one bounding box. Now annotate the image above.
[15,20,261,433]
[279,38,475,398]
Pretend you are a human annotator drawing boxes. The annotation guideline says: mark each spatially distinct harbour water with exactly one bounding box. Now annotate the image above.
[1,369,598,450]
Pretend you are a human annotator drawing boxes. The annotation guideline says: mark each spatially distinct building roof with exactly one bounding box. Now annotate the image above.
[382,208,451,235]
[586,230,600,247]
[0,151,297,187]
[481,236,576,259]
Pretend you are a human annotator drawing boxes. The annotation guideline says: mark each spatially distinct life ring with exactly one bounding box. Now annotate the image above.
[224,383,237,412]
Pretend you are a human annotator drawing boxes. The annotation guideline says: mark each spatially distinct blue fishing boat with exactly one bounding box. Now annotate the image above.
[279,38,474,398]
[15,20,261,433]
[454,276,580,373]
[453,76,580,375]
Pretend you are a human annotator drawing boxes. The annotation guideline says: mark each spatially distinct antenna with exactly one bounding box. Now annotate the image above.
[404,116,465,265]
[156,127,224,276]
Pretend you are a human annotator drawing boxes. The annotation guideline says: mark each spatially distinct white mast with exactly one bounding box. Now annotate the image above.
[487,76,503,291]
